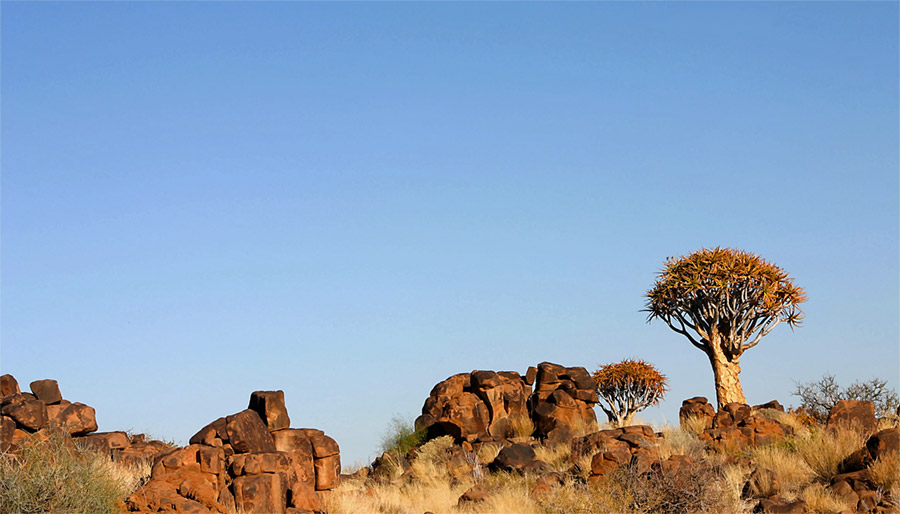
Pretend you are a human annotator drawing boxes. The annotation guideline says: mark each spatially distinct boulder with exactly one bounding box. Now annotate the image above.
[249,391,291,432]
[1,396,47,431]
[76,431,131,452]
[29,379,63,405]
[489,443,538,473]
[225,410,276,454]
[48,402,97,436]
[680,397,715,430]
[232,473,287,514]
[190,417,227,447]
[830,480,859,507]
[309,433,340,458]
[0,374,20,397]
[753,400,784,412]
[753,496,809,513]
[1,415,17,452]
[827,400,877,434]
[458,484,489,505]
[314,454,341,490]
[742,467,780,499]
[865,428,898,461]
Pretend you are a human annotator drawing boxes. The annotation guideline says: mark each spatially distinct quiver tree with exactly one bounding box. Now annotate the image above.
[645,247,806,408]
[592,359,668,427]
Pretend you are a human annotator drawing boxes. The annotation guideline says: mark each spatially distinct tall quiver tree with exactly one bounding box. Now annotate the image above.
[645,248,806,408]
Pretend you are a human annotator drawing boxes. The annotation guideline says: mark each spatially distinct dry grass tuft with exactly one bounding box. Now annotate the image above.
[509,416,536,439]
[657,425,707,460]
[794,427,866,481]
[868,451,900,492]
[748,445,815,498]
[533,443,572,473]
[681,414,710,436]
[800,482,857,513]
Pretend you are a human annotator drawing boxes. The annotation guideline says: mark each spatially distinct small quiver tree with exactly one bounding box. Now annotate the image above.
[593,359,668,427]
[645,247,806,408]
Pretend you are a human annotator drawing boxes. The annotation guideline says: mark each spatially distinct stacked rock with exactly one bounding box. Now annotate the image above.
[415,361,598,445]
[1,374,172,463]
[127,390,340,514]
[1,374,97,451]
[528,362,599,441]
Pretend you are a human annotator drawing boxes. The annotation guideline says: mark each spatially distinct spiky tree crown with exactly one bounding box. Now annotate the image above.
[645,247,806,357]
[593,359,668,403]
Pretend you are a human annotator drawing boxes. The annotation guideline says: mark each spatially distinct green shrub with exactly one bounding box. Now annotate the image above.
[0,430,131,514]
[379,415,427,458]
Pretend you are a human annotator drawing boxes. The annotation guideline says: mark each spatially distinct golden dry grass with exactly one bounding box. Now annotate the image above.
[794,427,866,481]
[533,443,572,473]
[656,425,707,460]
[800,482,857,513]
[748,444,815,499]
[869,451,900,492]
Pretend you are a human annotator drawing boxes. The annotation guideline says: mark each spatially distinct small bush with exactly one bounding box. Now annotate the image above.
[793,374,899,423]
[603,461,744,513]
[379,415,427,458]
[0,430,132,514]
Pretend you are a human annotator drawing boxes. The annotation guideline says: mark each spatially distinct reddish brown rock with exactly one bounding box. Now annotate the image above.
[827,400,877,434]
[865,428,899,461]
[742,467,780,499]
[753,496,809,513]
[225,409,276,454]
[1,396,47,431]
[309,434,339,458]
[830,480,859,508]
[127,470,227,513]
[680,397,715,430]
[458,484,489,505]
[489,443,538,473]
[190,417,227,447]
[1,415,16,452]
[29,379,63,405]
[314,454,341,490]
[249,390,291,432]
[48,402,97,436]
[0,374,20,397]
[590,447,632,476]
[753,400,784,412]
[75,431,130,452]
[524,366,538,386]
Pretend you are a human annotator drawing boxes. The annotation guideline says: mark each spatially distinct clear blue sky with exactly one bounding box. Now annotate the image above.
[2,2,897,466]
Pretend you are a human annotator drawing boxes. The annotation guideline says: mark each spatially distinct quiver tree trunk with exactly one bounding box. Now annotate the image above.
[707,346,746,408]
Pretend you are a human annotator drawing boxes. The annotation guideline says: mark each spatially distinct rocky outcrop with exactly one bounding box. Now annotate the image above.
[127,390,339,514]
[0,374,174,468]
[574,425,659,481]
[529,362,599,442]
[1,375,100,451]
[415,362,597,445]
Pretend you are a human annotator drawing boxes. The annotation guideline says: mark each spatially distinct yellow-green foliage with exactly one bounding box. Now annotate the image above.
[0,431,134,514]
